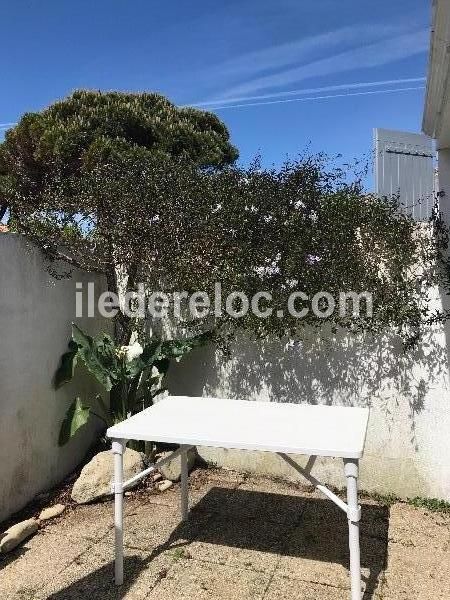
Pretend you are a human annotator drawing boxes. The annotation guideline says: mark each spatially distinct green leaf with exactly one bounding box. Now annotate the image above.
[71,322,94,347]
[72,323,115,391]
[54,340,79,389]
[58,397,91,446]
[141,341,162,363]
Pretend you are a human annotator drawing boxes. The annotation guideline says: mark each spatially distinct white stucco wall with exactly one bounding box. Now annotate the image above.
[437,148,450,224]
[167,320,450,500]
[1,230,449,519]
[0,234,108,522]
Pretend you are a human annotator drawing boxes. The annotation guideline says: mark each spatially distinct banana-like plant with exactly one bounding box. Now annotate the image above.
[54,323,209,445]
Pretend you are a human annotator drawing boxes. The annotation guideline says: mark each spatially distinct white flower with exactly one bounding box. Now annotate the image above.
[121,342,143,363]
[306,254,321,265]
[151,365,161,378]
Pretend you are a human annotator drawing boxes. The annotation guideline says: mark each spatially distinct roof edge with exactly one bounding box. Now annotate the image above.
[423,0,450,139]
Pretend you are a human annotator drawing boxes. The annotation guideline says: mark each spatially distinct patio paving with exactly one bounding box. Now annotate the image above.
[0,467,449,599]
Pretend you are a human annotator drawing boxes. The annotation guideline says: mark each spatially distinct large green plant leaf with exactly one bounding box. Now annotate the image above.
[58,397,91,446]
[55,326,212,439]
[54,340,79,389]
[72,324,116,391]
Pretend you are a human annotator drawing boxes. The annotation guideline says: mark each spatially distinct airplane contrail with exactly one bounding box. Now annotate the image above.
[204,86,425,110]
[0,78,428,124]
[191,77,426,108]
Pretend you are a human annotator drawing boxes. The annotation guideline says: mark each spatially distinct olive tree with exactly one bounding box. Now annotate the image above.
[0,90,238,343]
[1,92,445,438]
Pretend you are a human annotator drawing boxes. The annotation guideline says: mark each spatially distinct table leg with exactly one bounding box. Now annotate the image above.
[112,439,126,585]
[344,458,362,600]
[180,445,189,521]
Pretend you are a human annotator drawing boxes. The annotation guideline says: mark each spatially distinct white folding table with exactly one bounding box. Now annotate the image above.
[107,395,369,600]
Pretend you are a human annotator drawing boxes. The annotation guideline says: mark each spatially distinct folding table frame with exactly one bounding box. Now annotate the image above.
[108,396,369,600]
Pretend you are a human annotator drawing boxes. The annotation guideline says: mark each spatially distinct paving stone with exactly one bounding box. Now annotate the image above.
[276,520,386,595]
[189,513,287,573]
[1,468,450,600]
[264,574,346,600]
[146,559,270,600]
[0,528,93,598]
[35,541,171,600]
[188,480,239,515]
[144,467,244,514]
[299,493,346,524]
[381,505,450,600]
[43,501,113,543]
[301,495,390,541]
[360,502,391,541]
[223,476,307,524]
[102,503,211,555]
[44,497,150,544]
[387,503,450,550]
[381,547,449,599]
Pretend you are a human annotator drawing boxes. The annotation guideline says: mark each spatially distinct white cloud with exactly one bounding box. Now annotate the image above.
[220,28,428,98]
[215,26,365,81]
[215,23,416,84]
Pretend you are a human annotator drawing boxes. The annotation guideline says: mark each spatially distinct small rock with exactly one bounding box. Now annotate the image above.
[158,447,197,482]
[125,491,132,497]
[39,504,65,521]
[152,473,162,483]
[0,519,39,553]
[157,479,173,492]
[71,448,144,504]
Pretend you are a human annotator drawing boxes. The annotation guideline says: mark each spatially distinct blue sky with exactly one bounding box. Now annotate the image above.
[0,0,430,187]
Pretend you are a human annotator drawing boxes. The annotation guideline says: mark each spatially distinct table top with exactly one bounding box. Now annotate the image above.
[107,396,369,459]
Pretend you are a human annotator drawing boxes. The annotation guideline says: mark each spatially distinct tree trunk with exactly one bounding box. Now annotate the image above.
[105,269,133,346]
[105,267,135,423]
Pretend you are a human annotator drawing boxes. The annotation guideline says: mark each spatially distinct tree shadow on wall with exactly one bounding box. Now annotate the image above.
[168,325,448,450]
